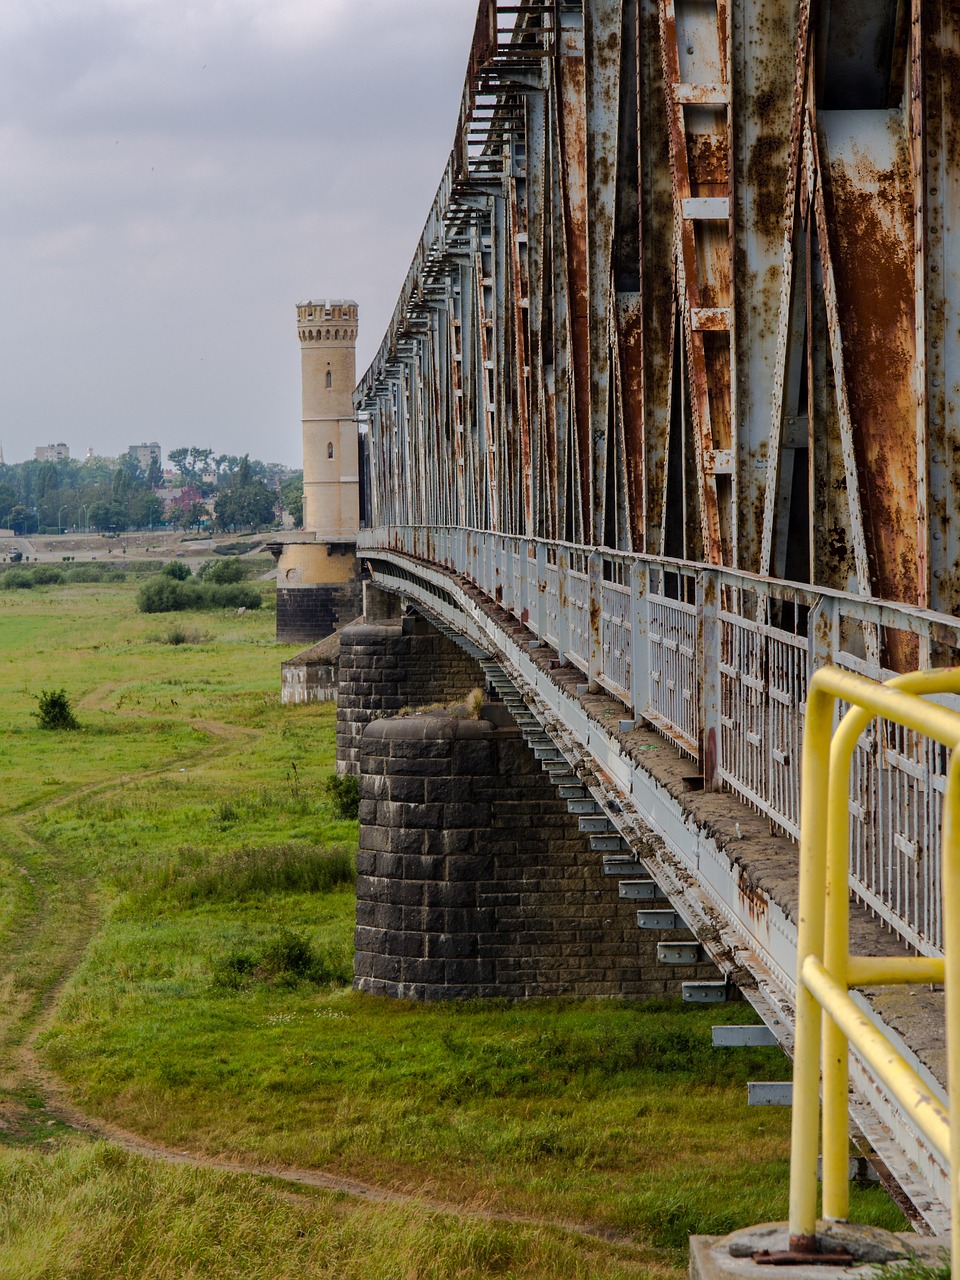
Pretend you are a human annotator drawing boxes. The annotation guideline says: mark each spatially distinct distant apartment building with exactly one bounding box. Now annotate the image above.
[127,442,162,470]
[35,442,70,462]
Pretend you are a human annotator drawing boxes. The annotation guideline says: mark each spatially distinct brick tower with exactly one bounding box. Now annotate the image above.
[274,299,363,643]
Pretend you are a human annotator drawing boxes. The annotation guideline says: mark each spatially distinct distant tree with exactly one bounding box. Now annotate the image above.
[146,455,163,489]
[7,504,33,534]
[128,491,165,529]
[35,461,59,501]
[161,560,192,579]
[213,455,277,532]
[188,447,213,480]
[280,472,304,527]
[87,500,115,532]
[168,448,194,484]
[176,499,208,533]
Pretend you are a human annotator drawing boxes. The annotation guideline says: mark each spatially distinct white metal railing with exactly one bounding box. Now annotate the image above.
[360,525,960,956]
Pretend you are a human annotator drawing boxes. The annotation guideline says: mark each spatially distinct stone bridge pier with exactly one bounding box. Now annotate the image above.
[336,592,716,1001]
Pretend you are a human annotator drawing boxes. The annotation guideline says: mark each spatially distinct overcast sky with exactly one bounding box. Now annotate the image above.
[0,0,478,468]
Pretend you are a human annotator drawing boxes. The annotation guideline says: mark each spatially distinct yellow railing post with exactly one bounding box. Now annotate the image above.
[942,749,960,1280]
[788,677,835,1251]
[790,666,960,1256]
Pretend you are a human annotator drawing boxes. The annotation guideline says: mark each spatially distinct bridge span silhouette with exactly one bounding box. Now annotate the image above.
[344,0,960,1237]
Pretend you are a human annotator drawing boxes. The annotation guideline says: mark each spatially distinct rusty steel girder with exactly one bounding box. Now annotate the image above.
[356,0,960,672]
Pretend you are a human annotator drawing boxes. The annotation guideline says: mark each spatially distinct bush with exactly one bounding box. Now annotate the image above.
[136,576,261,613]
[196,558,247,584]
[211,928,351,991]
[64,564,108,583]
[325,774,360,820]
[137,577,191,613]
[151,624,212,646]
[31,565,64,585]
[2,569,33,589]
[160,561,192,580]
[34,688,80,731]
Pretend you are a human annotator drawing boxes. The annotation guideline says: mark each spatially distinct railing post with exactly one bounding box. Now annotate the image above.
[810,593,839,672]
[629,559,649,721]
[557,547,570,665]
[535,541,547,641]
[588,551,603,692]
[698,568,722,790]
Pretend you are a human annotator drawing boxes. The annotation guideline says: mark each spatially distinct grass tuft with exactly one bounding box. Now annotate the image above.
[125,843,355,913]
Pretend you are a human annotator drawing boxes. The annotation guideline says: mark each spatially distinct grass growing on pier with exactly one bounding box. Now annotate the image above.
[0,576,908,1278]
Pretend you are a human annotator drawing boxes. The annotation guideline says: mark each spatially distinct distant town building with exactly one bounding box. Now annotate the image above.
[127,442,162,470]
[35,443,70,462]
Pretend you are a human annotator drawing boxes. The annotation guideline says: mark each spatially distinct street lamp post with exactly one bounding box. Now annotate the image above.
[58,505,67,536]
[79,504,88,534]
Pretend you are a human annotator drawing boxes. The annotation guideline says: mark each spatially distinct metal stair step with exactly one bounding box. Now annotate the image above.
[601,851,640,870]
[557,784,587,799]
[712,1025,777,1047]
[658,942,704,964]
[619,879,663,901]
[567,797,600,815]
[682,981,728,1003]
[636,908,686,930]
[579,816,613,834]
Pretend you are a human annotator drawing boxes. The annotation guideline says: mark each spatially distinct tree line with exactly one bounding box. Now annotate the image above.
[0,452,303,535]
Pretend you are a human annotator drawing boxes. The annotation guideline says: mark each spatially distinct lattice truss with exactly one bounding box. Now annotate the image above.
[356,0,960,629]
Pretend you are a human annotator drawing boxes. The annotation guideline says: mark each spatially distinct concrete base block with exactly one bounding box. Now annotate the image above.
[690,1223,948,1280]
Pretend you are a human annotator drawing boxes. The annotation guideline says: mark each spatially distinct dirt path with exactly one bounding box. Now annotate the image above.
[17,1049,637,1248]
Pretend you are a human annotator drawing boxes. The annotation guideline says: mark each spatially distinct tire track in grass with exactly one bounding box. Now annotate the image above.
[14,1046,647,1254]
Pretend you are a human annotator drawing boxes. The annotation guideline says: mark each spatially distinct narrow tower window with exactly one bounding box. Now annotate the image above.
[327,442,334,459]
[326,370,332,388]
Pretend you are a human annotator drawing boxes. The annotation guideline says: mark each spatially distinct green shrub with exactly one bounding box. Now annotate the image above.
[197,557,247,584]
[64,564,108,583]
[137,576,191,613]
[202,582,261,610]
[211,928,351,991]
[31,565,64,585]
[2,569,33,589]
[34,688,80,731]
[136,576,261,613]
[151,624,212,646]
[160,560,192,580]
[326,773,360,820]
[210,951,257,990]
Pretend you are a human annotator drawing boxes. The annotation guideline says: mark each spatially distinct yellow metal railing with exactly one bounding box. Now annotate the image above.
[790,666,960,1268]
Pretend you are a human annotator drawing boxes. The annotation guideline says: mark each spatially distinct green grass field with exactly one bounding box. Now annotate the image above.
[0,576,907,1278]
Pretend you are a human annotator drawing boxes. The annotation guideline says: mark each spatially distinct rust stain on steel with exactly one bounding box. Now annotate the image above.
[821,121,919,669]
[737,867,768,921]
[687,132,729,187]
[557,36,592,537]
[617,293,646,551]
[509,179,533,534]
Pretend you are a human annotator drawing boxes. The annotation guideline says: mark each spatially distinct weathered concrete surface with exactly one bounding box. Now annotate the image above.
[691,1224,948,1280]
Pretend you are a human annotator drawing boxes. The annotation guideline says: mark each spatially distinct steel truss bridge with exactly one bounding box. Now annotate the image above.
[353,0,960,1233]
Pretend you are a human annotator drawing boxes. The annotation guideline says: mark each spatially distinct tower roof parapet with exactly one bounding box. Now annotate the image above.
[297,298,358,311]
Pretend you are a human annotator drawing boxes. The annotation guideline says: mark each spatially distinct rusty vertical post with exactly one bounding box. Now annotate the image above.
[629,557,650,721]
[557,545,571,666]
[698,568,722,789]
[588,550,604,691]
[536,540,548,641]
